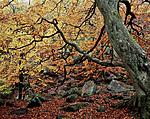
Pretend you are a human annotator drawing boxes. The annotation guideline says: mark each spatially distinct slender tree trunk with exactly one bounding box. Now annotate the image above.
[96,0,150,118]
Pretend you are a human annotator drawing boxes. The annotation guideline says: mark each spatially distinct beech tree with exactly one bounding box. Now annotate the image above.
[96,0,150,118]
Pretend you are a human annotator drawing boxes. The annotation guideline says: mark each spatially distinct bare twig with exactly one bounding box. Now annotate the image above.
[2,0,14,8]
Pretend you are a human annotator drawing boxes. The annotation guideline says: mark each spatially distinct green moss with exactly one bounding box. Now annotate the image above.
[0,79,12,95]
[0,83,12,94]
[0,85,12,95]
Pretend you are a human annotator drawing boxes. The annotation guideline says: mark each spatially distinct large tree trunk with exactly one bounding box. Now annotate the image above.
[96,0,150,118]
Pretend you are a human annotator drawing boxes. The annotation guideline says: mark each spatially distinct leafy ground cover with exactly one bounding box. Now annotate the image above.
[0,72,138,119]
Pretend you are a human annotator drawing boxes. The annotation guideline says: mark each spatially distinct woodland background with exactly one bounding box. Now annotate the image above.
[0,0,149,118]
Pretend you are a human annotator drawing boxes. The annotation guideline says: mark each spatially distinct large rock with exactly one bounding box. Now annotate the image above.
[27,94,46,108]
[61,102,89,112]
[108,79,134,93]
[66,94,78,103]
[10,108,28,115]
[81,80,96,97]
[67,87,80,95]
[57,89,67,97]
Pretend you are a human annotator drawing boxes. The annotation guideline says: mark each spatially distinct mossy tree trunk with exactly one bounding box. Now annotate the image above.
[96,0,150,118]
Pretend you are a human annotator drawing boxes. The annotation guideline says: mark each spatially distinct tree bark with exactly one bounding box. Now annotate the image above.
[95,0,150,118]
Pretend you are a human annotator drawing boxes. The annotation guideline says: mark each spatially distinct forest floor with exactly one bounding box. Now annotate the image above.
[0,75,139,119]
